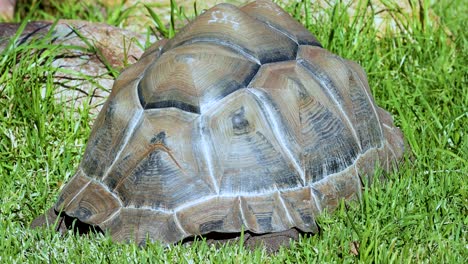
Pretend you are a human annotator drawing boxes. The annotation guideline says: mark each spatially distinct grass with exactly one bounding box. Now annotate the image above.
[1,0,466,262]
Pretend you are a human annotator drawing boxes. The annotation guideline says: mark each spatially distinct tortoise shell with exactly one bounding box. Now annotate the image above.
[53,0,404,244]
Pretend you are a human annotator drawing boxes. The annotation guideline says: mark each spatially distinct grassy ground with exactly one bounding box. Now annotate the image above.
[0,0,466,262]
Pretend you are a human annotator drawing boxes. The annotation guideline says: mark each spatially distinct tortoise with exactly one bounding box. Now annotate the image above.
[32,0,404,249]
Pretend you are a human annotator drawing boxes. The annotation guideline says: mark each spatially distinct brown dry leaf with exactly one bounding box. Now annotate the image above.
[350,241,360,256]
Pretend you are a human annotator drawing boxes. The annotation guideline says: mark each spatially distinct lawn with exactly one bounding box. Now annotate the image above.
[0,0,466,262]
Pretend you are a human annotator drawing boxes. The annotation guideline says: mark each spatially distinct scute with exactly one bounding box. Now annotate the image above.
[162,3,298,64]
[279,188,320,232]
[176,196,243,235]
[79,81,143,180]
[239,193,293,232]
[55,170,121,224]
[240,0,321,46]
[138,42,260,114]
[249,60,362,182]
[103,109,215,210]
[101,208,185,244]
[298,46,383,151]
[205,89,304,194]
[53,0,404,246]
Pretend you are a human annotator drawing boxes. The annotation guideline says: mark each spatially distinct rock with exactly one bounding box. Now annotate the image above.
[0,20,155,115]
[0,0,15,20]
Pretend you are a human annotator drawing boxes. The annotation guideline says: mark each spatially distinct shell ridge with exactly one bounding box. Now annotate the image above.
[240,0,322,47]
[345,60,385,148]
[126,204,173,214]
[144,100,201,114]
[99,207,122,226]
[101,109,144,182]
[260,20,300,45]
[238,196,250,230]
[198,116,220,193]
[111,143,185,193]
[246,88,306,185]
[297,58,363,152]
[384,140,398,165]
[353,165,364,197]
[138,76,201,114]
[135,61,155,109]
[276,191,295,226]
[60,168,93,211]
[173,213,189,237]
[199,63,260,113]
[174,195,218,212]
[169,38,260,65]
[256,20,321,48]
[309,188,323,213]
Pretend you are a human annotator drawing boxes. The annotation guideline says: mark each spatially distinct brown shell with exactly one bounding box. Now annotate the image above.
[54,0,404,244]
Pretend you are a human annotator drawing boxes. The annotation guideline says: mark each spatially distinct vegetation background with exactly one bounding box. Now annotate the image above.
[0,0,466,262]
